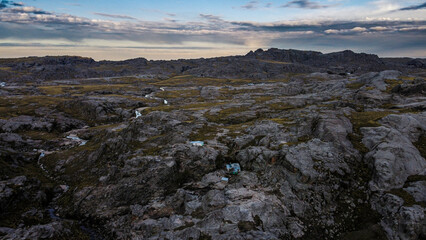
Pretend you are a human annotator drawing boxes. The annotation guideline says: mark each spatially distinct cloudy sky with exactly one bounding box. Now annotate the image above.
[0,0,425,60]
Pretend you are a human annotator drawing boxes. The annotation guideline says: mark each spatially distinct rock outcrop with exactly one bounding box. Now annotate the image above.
[0,51,425,239]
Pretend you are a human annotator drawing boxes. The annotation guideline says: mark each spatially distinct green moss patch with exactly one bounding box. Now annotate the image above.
[0,96,69,119]
[346,82,365,90]
[384,79,403,93]
[254,96,274,103]
[347,111,394,154]
[258,59,290,65]
[142,105,175,113]
[348,111,394,130]
[181,101,227,110]
[224,121,256,138]
[268,118,292,125]
[347,133,370,154]
[38,84,139,96]
[40,140,103,189]
[268,102,295,111]
[189,124,219,141]
[174,222,195,231]
[20,130,62,141]
[155,89,200,99]
[190,207,205,219]
[388,188,424,207]
[219,88,265,96]
[399,76,416,81]
[283,135,313,147]
[237,221,256,232]
[204,106,251,124]
[405,175,426,184]
[413,134,426,159]
[152,75,252,87]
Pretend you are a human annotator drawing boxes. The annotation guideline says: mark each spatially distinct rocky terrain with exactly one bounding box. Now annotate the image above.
[0,49,425,239]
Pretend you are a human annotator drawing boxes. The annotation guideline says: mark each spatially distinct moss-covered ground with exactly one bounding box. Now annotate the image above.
[2,70,425,239]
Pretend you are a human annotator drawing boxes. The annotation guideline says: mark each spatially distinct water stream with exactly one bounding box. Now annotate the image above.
[39,151,103,239]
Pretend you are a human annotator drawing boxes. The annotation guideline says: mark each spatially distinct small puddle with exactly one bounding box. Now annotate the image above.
[47,208,61,220]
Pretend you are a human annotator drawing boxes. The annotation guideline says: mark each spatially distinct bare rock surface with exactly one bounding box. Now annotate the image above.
[0,50,425,239]
[361,126,425,191]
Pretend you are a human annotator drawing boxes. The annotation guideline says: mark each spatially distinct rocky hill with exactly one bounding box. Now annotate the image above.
[0,49,424,82]
[0,49,425,239]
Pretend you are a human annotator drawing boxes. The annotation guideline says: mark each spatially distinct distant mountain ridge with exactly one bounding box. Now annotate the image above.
[0,49,424,82]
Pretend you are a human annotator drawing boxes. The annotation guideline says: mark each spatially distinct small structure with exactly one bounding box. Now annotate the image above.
[135,110,142,118]
[221,177,229,182]
[226,163,241,175]
[163,99,168,105]
[0,82,5,87]
[160,87,165,91]
[190,141,204,147]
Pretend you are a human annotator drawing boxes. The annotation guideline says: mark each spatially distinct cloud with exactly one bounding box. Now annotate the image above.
[370,26,390,31]
[199,14,223,22]
[3,6,49,14]
[324,29,339,34]
[230,20,390,34]
[11,1,23,6]
[324,27,368,34]
[0,42,215,50]
[351,27,367,32]
[399,25,426,31]
[281,0,330,9]
[241,1,259,10]
[399,2,426,11]
[163,17,177,23]
[140,8,177,18]
[0,3,425,59]
[0,0,23,9]
[65,3,81,7]
[0,7,244,45]
[93,12,137,20]
[1,4,423,41]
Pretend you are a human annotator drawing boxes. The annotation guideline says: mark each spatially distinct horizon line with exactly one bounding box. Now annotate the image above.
[1,48,425,62]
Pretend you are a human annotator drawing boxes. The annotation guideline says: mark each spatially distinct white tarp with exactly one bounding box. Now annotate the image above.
[190,141,204,147]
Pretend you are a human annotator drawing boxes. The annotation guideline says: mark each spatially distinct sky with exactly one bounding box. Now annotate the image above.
[0,0,425,60]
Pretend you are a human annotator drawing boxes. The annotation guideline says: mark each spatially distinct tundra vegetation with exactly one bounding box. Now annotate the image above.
[0,49,425,239]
